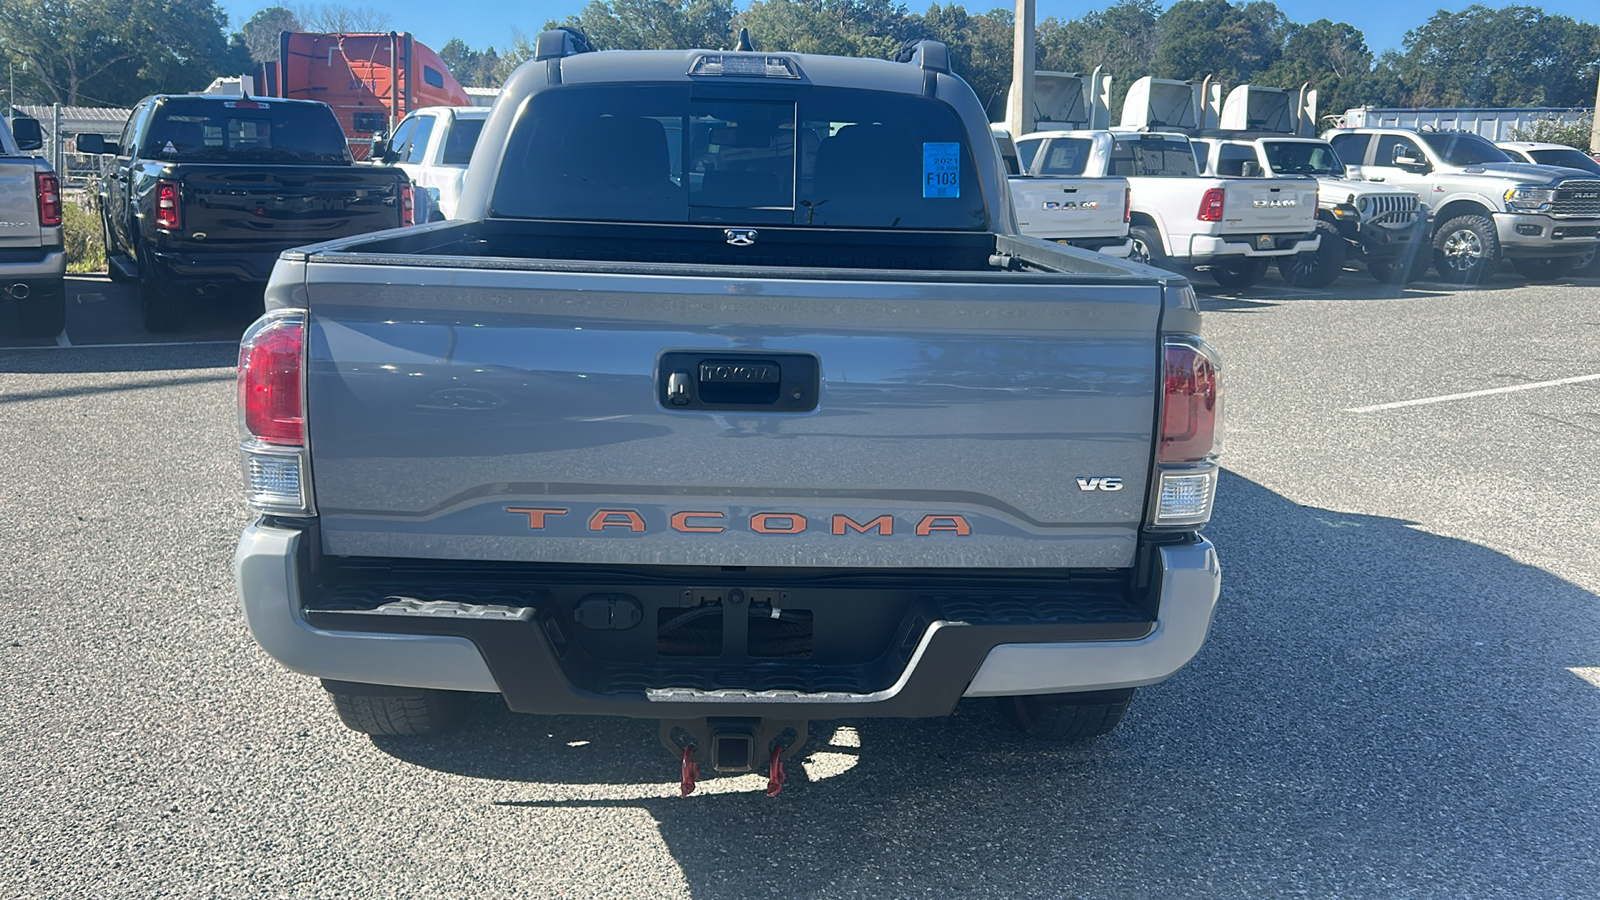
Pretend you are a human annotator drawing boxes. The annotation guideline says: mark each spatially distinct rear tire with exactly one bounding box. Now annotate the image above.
[136,248,185,333]
[324,681,465,736]
[1001,689,1134,741]
[1432,214,1498,284]
[1510,257,1578,282]
[1208,258,1269,290]
[1127,225,1172,271]
[1277,222,1346,288]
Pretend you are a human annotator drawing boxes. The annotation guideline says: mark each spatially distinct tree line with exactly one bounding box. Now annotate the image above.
[2,0,1596,120]
[460,1,1600,120]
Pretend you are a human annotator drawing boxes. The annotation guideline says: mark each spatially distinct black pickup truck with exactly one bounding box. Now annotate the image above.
[78,95,413,331]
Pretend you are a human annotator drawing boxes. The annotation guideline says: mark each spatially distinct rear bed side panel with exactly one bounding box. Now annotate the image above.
[302,263,1162,570]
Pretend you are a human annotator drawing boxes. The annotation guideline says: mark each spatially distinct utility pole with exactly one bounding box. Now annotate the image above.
[1006,0,1035,138]
[1591,70,1599,155]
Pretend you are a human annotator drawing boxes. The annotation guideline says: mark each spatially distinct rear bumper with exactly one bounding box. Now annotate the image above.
[150,249,280,284]
[1491,214,1600,258]
[1187,232,1319,260]
[0,247,67,280]
[236,523,1221,717]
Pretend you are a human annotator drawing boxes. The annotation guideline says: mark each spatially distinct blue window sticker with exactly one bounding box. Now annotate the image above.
[923,142,960,198]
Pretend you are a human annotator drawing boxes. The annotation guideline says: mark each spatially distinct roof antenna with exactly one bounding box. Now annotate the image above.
[736,27,755,51]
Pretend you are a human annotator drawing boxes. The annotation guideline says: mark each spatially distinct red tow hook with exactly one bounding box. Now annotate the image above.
[680,744,700,798]
[766,743,787,798]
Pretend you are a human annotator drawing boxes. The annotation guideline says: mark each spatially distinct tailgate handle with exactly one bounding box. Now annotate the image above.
[659,351,819,412]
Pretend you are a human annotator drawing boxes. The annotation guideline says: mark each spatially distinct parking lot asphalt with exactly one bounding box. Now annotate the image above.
[3,268,1599,898]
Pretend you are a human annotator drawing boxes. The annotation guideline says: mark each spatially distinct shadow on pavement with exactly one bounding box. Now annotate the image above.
[0,275,259,353]
[369,470,1600,897]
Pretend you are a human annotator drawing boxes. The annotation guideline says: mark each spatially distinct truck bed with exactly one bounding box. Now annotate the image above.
[297,219,1148,278]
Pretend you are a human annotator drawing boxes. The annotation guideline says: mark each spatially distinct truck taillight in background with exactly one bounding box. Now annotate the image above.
[399,182,415,226]
[155,180,181,229]
[1124,187,1132,224]
[238,311,312,515]
[1150,336,1222,528]
[1197,188,1225,222]
[36,173,62,227]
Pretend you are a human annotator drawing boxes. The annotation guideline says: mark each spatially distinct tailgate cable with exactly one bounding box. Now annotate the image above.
[680,744,700,798]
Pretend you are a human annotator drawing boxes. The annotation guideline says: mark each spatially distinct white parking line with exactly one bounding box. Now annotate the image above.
[1347,373,1600,413]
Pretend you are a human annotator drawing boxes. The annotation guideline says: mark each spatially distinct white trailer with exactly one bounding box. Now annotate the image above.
[1337,107,1593,142]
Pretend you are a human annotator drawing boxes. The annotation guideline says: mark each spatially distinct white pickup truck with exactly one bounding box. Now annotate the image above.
[1326,127,1600,282]
[373,106,489,221]
[1018,129,1319,289]
[994,127,1131,257]
[0,115,66,337]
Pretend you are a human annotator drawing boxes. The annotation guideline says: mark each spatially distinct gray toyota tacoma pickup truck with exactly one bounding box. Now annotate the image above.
[235,32,1223,793]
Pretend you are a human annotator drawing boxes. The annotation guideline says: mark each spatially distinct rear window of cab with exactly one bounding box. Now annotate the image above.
[491,84,988,230]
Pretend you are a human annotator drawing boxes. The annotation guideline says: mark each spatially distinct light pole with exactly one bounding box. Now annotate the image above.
[1006,0,1036,139]
[1590,69,1599,155]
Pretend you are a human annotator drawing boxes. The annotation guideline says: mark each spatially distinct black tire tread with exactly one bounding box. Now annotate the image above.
[330,689,461,736]
[1128,225,1171,272]
[1002,690,1134,741]
[1277,221,1346,288]
[1431,213,1498,284]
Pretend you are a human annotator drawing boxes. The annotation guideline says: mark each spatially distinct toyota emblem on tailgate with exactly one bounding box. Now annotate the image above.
[725,229,758,246]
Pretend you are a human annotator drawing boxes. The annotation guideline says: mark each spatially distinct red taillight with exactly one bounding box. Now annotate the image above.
[36,173,62,227]
[1197,187,1225,222]
[1160,340,1221,463]
[400,182,415,226]
[239,317,304,445]
[1123,186,1132,224]
[155,180,181,229]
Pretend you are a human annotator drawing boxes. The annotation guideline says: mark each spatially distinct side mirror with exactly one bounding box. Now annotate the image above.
[1392,148,1427,171]
[1240,161,1262,177]
[370,134,390,159]
[75,132,112,155]
[11,117,44,151]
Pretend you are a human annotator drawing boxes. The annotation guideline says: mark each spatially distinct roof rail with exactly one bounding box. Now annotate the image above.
[534,27,596,61]
[893,39,951,74]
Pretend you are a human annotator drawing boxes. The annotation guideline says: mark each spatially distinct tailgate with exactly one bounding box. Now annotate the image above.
[1010,177,1127,241]
[0,161,41,249]
[177,166,402,249]
[1220,178,1316,231]
[302,263,1161,569]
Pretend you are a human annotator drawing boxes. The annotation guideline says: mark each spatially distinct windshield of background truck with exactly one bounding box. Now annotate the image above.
[1108,138,1197,177]
[1037,138,1093,176]
[1263,140,1345,177]
[1528,148,1600,175]
[1418,132,1511,166]
[142,98,350,163]
[492,85,987,229]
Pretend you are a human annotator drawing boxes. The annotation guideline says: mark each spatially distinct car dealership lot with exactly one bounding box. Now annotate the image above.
[3,271,1598,898]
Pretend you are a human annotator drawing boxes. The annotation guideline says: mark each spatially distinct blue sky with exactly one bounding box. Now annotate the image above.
[221,0,1599,60]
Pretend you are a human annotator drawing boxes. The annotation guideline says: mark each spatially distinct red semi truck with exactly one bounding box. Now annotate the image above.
[257,32,471,159]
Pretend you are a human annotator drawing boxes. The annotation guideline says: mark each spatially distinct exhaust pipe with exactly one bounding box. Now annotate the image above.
[6,283,29,300]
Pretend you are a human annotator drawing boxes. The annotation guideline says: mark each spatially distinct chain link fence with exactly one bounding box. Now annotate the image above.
[13,104,132,188]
